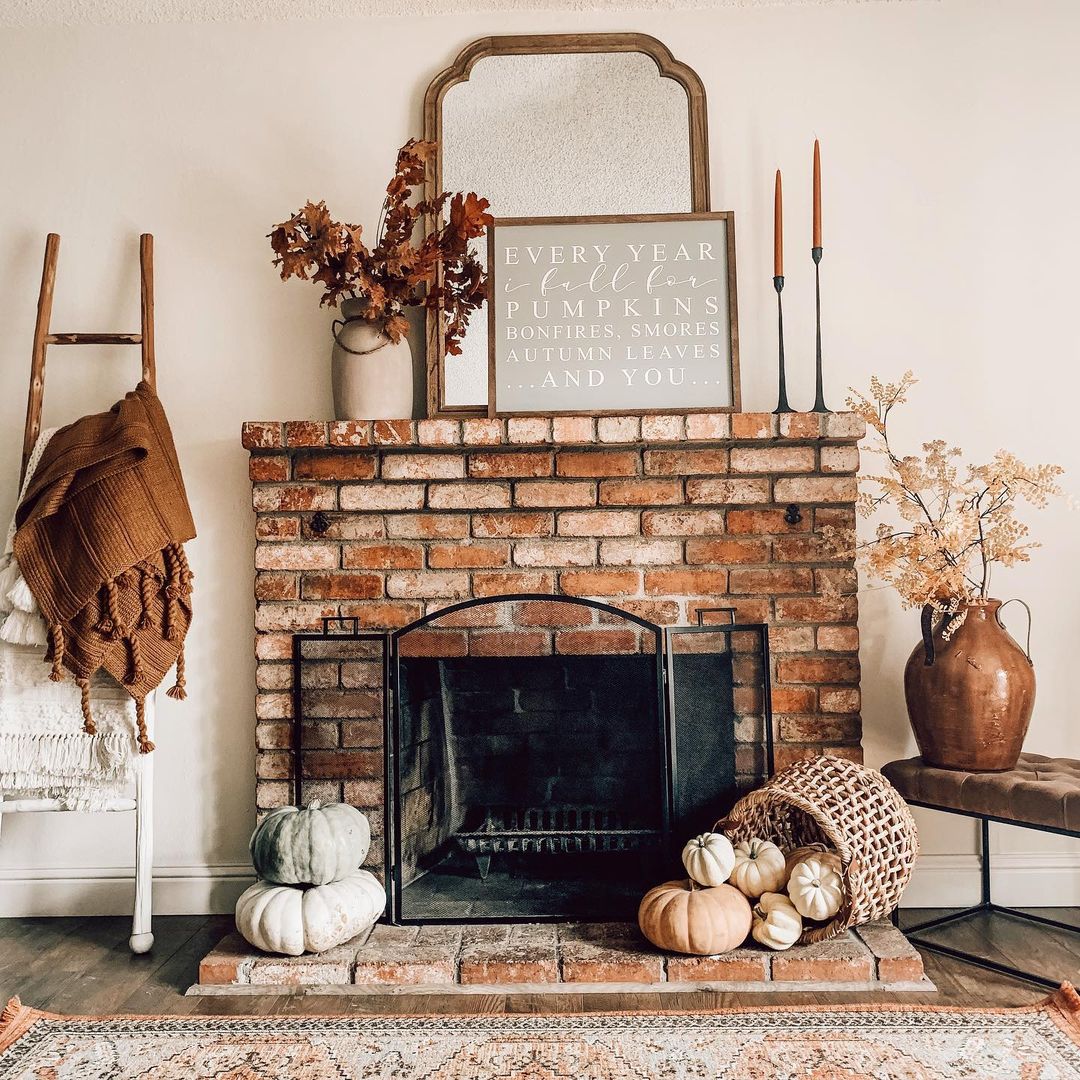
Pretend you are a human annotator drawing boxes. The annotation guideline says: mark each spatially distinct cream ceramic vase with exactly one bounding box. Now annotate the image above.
[330,299,413,420]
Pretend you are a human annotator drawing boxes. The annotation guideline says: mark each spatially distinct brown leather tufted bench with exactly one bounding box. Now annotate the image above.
[883,754,1080,833]
[882,753,1080,989]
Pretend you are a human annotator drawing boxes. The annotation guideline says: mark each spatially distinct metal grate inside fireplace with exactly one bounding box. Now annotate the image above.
[292,596,772,925]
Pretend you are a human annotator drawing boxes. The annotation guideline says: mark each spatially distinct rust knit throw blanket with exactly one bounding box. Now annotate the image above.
[13,382,195,752]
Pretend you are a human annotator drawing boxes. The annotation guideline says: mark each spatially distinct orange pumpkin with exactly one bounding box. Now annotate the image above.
[637,879,752,955]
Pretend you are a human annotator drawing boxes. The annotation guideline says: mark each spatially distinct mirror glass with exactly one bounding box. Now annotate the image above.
[440,50,697,409]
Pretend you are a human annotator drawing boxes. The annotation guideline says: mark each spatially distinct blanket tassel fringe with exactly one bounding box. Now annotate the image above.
[135,698,153,754]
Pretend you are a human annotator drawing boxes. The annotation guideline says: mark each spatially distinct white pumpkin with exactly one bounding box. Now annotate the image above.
[235,869,385,955]
[729,838,788,898]
[681,832,736,887]
[787,854,845,921]
[250,801,370,886]
[751,891,803,950]
[784,843,841,881]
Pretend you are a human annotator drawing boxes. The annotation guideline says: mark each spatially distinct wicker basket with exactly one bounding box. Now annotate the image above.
[715,755,919,945]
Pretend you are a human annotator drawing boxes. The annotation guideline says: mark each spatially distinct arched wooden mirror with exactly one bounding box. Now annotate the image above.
[424,34,710,417]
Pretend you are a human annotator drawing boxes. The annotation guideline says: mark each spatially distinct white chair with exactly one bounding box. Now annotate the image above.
[0,698,154,953]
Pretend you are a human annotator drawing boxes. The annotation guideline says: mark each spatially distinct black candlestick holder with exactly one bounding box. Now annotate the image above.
[772,275,791,414]
[811,246,830,413]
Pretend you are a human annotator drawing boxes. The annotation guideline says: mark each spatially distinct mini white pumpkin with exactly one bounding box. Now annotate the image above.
[787,854,845,921]
[250,801,370,886]
[784,843,841,880]
[751,891,803,950]
[681,832,736,887]
[729,837,788,898]
[235,869,385,955]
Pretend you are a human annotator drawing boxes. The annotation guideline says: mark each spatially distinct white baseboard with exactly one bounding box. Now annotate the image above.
[0,863,254,917]
[901,853,1080,909]
[0,854,1077,918]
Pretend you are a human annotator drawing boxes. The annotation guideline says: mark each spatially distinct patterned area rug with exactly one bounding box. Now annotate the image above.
[3,988,1080,1079]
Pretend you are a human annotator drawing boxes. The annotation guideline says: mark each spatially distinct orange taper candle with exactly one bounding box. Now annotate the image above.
[774,169,783,277]
[813,139,822,248]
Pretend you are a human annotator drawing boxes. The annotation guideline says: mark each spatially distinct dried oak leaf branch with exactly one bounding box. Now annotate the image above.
[269,138,493,353]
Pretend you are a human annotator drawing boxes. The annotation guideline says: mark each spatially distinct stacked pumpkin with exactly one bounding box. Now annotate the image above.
[235,801,386,956]
[638,833,845,955]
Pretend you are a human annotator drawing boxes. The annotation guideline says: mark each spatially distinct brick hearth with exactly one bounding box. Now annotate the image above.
[197,920,928,993]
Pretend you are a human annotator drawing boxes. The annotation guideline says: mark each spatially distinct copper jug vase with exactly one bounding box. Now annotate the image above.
[904,599,1035,771]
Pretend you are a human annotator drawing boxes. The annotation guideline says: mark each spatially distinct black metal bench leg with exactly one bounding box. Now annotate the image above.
[903,810,1077,990]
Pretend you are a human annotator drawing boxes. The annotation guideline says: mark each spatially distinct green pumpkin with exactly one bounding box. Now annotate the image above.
[250,801,371,885]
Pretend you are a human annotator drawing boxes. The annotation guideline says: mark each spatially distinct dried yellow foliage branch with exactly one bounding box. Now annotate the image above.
[824,372,1065,634]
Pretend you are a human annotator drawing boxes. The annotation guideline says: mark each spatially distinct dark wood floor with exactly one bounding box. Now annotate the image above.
[0,910,1076,1016]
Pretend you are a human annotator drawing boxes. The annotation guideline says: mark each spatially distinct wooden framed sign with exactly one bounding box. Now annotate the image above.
[487,212,739,417]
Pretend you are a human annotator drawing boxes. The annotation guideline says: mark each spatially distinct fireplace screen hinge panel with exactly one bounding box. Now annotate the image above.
[664,614,774,840]
[290,619,393,911]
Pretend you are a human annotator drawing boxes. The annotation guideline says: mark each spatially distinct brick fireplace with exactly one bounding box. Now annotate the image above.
[205,409,929,993]
[243,410,865,876]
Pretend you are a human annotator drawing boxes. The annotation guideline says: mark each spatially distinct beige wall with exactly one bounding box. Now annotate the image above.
[0,0,1078,913]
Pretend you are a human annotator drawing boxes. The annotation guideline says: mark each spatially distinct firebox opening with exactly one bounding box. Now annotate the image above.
[394,650,671,921]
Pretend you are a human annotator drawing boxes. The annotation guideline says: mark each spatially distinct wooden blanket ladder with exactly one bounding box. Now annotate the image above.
[1,232,157,954]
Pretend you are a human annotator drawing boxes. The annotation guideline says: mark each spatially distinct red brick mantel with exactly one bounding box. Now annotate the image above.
[243,411,865,818]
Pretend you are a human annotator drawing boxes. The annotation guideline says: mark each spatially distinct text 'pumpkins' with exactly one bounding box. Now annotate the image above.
[250,801,370,886]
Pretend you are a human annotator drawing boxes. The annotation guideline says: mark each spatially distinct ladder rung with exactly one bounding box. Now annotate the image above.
[46,333,142,346]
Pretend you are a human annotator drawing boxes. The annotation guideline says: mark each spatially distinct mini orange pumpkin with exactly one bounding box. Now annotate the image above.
[638,879,752,955]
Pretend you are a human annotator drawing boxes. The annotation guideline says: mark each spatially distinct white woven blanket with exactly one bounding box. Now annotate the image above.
[0,645,137,809]
[0,431,138,810]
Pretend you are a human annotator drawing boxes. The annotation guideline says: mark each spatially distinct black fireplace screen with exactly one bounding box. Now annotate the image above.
[292,596,772,924]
